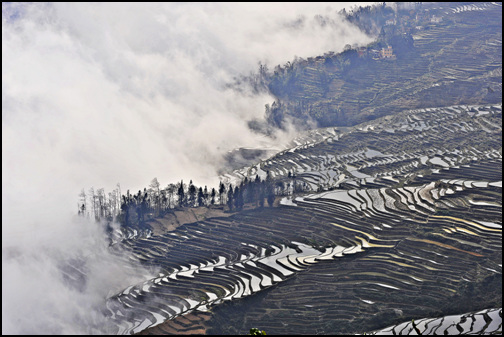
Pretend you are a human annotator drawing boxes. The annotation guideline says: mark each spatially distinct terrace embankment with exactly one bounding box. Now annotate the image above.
[364,307,502,335]
[109,171,501,334]
[108,103,500,335]
[224,104,502,193]
[146,206,232,236]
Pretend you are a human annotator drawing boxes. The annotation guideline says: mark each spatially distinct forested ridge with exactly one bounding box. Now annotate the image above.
[78,171,310,236]
[241,2,501,131]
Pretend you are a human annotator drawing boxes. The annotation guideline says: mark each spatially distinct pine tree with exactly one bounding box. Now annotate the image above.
[234,184,244,210]
[197,187,204,207]
[254,174,261,206]
[259,182,265,208]
[267,189,275,207]
[211,188,216,205]
[188,180,197,207]
[265,171,275,207]
[121,194,129,227]
[242,177,249,203]
[177,180,185,207]
[140,191,148,228]
[227,185,234,211]
[203,186,209,206]
[219,181,226,205]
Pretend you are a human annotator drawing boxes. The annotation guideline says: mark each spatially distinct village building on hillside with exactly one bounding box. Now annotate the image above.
[381,45,396,59]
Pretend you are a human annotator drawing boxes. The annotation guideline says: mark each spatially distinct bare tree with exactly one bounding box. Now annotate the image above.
[78,189,87,217]
[116,183,122,217]
[166,183,176,209]
[96,188,105,219]
[149,177,161,216]
[88,187,97,220]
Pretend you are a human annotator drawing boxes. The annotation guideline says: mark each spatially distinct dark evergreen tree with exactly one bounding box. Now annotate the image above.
[188,180,197,207]
[161,190,167,213]
[234,184,244,210]
[219,181,226,205]
[211,188,216,205]
[203,186,209,206]
[259,182,265,208]
[245,178,254,203]
[197,187,204,207]
[121,195,129,227]
[267,189,275,207]
[177,180,185,207]
[140,192,148,227]
[265,170,275,207]
[254,174,262,206]
[227,185,234,211]
[135,190,142,224]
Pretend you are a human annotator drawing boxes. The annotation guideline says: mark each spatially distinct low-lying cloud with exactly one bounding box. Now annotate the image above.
[2,2,373,334]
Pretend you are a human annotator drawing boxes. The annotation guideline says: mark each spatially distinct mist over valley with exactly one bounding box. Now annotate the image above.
[2,2,502,335]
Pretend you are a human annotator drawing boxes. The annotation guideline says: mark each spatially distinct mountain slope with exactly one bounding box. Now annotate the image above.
[104,103,501,335]
[261,2,502,128]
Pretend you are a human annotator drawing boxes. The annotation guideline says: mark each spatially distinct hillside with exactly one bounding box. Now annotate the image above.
[102,103,502,335]
[258,2,502,129]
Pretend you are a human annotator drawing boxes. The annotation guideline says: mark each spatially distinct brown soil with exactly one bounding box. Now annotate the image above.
[146,206,233,236]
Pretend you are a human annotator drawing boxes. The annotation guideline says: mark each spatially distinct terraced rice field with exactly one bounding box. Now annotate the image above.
[224,104,502,192]
[276,2,501,127]
[103,103,501,334]
[364,307,502,335]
